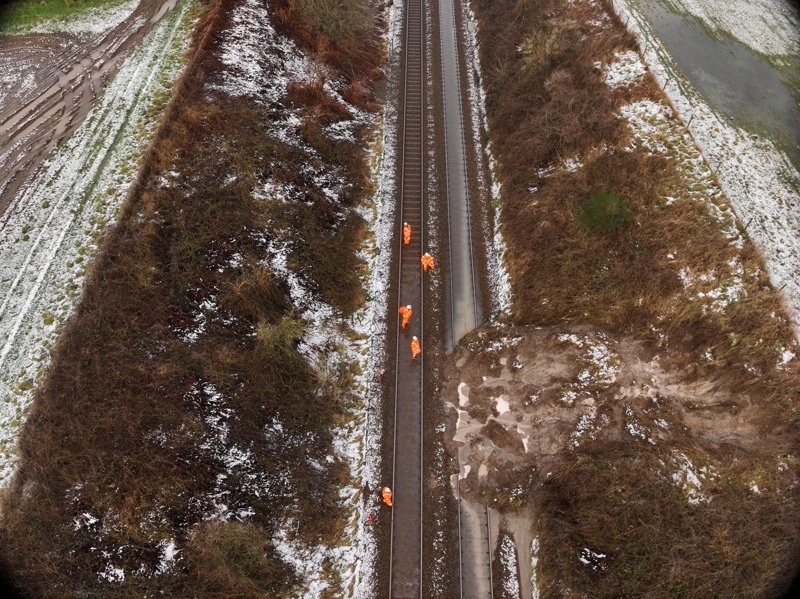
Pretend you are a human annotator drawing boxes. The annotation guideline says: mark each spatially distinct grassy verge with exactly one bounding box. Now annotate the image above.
[468,0,800,595]
[0,0,384,596]
[0,0,131,30]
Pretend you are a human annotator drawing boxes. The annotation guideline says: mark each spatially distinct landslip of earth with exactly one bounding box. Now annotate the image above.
[441,323,794,500]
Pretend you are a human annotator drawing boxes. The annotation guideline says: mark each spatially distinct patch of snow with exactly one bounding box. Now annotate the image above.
[557,332,619,389]
[663,0,800,59]
[603,49,647,87]
[156,539,179,575]
[499,534,521,598]
[670,451,716,504]
[624,404,655,444]
[98,563,126,583]
[209,0,313,103]
[579,547,607,571]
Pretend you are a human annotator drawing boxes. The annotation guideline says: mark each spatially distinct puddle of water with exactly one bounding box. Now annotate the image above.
[634,0,800,168]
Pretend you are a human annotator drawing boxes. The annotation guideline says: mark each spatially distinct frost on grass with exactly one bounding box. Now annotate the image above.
[599,49,646,87]
[660,0,800,60]
[556,332,619,390]
[603,46,766,319]
[611,0,800,335]
[579,547,607,572]
[0,0,194,488]
[669,451,717,505]
[624,403,655,444]
[210,0,312,103]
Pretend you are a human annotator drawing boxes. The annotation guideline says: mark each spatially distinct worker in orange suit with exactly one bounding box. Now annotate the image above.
[421,252,435,271]
[403,222,411,245]
[411,336,421,359]
[382,486,393,506]
[399,304,412,328]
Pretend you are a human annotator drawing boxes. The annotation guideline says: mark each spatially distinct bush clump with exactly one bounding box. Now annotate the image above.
[576,191,634,234]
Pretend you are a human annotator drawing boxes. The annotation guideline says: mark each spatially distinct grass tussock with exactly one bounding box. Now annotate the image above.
[0,0,384,596]
[273,0,385,84]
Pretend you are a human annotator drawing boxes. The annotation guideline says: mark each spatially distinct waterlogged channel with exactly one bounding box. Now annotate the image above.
[631,0,800,168]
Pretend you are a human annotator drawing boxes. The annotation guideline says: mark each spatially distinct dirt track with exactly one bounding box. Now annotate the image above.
[0,0,180,226]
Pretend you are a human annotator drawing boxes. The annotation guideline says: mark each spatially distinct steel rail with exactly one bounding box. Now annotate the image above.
[389,0,425,596]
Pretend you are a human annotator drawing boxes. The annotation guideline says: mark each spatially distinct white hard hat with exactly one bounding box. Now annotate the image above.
[412,336,417,340]
[407,305,411,309]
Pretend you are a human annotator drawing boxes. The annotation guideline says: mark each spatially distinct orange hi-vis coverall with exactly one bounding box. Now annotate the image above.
[411,336,421,359]
[382,486,393,506]
[421,252,435,271]
[403,222,412,245]
[399,305,412,328]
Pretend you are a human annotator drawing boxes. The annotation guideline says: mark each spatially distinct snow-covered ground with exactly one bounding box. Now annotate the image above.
[612,0,800,336]
[0,0,141,35]
[656,0,800,59]
[0,0,195,487]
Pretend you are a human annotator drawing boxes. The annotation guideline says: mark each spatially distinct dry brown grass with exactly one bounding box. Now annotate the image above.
[469,0,800,595]
[0,0,384,596]
[473,0,798,388]
[538,442,800,599]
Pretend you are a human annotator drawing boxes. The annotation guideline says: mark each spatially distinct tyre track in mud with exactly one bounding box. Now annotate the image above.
[0,0,181,224]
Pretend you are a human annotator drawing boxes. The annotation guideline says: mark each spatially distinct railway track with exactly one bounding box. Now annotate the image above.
[388,0,425,596]
[389,0,490,596]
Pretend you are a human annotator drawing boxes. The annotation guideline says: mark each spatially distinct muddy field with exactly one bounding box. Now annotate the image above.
[0,0,181,220]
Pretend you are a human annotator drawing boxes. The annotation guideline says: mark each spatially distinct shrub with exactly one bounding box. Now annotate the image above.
[576,190,634,234]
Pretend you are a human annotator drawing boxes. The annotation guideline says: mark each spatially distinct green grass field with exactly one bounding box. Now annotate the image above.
[0,0,131,31]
